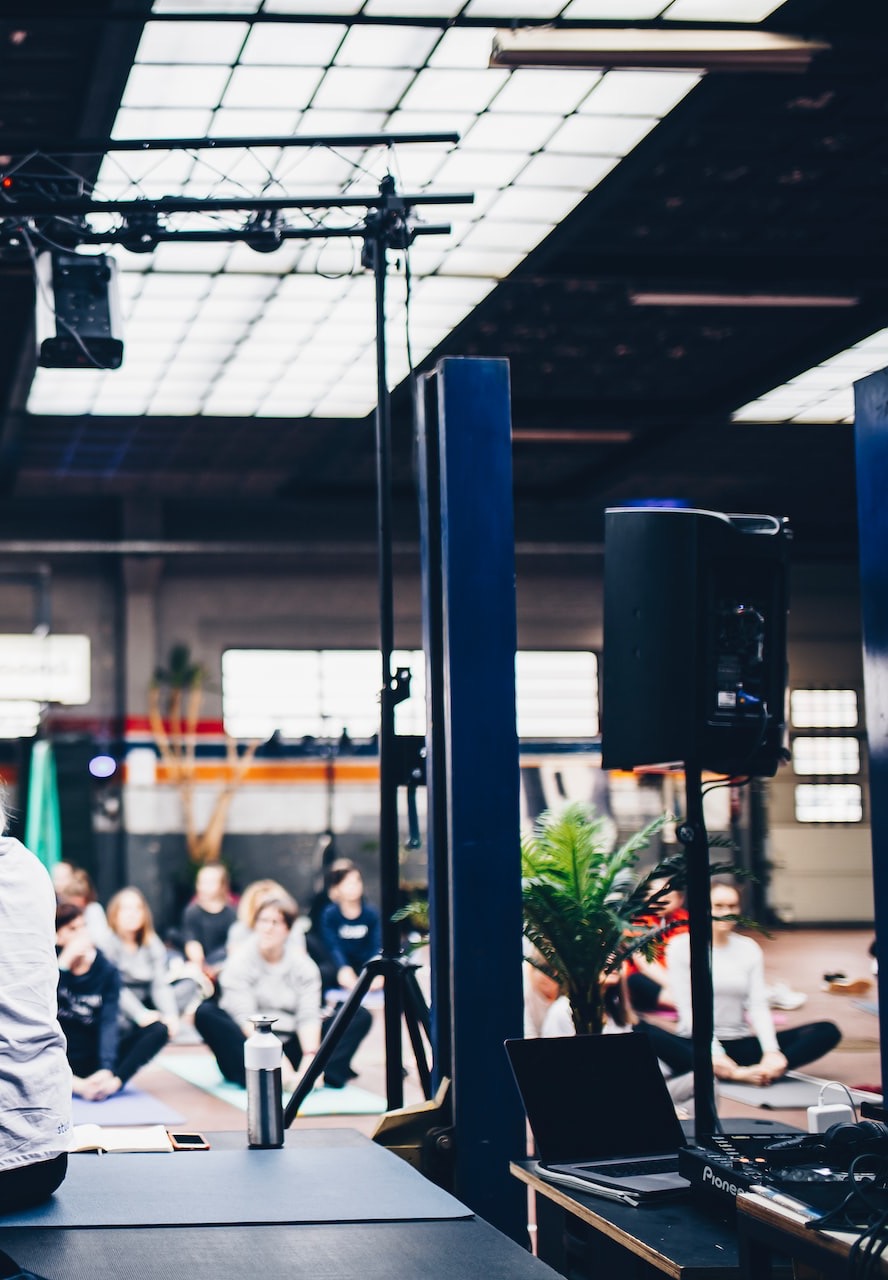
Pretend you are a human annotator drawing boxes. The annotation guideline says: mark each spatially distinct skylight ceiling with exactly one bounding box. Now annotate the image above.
[733,328,888,425]
[27,0,785,421]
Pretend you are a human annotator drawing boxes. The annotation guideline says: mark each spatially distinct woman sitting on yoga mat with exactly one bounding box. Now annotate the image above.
[657,877,841,1085]
[102,887,191,1041]
[0,802,72,1212]
[195,892,370,1091]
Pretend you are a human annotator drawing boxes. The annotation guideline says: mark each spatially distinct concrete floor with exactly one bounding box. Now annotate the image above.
[130,927,882,1141]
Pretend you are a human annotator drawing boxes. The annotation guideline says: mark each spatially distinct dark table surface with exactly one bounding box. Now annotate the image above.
[0,1129,562,1280]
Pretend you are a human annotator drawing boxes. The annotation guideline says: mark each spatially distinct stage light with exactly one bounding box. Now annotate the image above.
[35,250,124,369]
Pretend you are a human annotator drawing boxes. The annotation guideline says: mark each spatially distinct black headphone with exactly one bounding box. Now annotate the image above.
[766,1121,888,1169]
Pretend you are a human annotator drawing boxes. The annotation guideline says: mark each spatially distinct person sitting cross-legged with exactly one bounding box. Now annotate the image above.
[55,902,169,1101]
[194,892,370,1091]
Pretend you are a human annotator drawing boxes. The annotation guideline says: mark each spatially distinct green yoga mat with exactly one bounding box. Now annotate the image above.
[162,1052,387,1116]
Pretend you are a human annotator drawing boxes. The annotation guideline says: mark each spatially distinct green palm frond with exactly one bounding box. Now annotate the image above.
[521,802,745,1034]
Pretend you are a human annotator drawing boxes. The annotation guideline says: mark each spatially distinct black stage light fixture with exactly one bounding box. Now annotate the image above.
[601,507,791,778]
[35,249,124,369]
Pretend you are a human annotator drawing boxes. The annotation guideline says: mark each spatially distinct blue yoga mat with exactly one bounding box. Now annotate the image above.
[162,1052,387,1116]
[72,1086,184,1126]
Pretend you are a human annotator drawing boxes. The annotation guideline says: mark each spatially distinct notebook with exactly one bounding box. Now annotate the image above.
[505,1033,690,1203]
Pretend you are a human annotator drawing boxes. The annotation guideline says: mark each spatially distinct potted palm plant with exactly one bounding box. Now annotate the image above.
[521,802,693,1035]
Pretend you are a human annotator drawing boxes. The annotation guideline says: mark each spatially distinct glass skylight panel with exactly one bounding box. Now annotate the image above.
[336,24,440,68]
[311,66,415,111]
[295,107,388,135]
[732,325,888,422]
[223,65,324,108]
[490,68,602,116]
[266,0,362,12]
[112,108,214,139]
[240,22,346,64]
[439,246,527,277]
[581,69,701,117]
[459,218,553,252]
[663,0,785,18]
[122,64,231,109]
[464,0,564,15]
[518,152,618,189]
[489,184,588,223]
[563,0,664,16]
[154,0,257,10]
[432,149,528,190]
[399,68,508,114]
[363,0,464,14]
[136,20,248,64]
[794,784,862,824]
[462,112,561,153]
[549,112,659,156]
[791,393,853,424]
[426,26,497,69]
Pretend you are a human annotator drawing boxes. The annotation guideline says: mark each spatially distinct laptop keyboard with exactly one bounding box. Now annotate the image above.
[578,1158,678,1177]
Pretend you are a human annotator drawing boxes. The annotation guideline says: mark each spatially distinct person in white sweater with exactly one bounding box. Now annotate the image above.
[0,818,72,1212]
[194,892,370,1090]
[662,879,840,1084]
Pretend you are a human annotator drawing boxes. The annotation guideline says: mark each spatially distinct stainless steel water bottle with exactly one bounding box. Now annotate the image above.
[245,1015,284,1148]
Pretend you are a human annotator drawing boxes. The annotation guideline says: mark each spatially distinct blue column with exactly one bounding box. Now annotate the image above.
[417,356,526,1241]
[854,368,888,1091]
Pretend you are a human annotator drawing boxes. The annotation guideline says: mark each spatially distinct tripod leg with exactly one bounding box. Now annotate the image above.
[399,967,433,1097]
[401,965,432,1039]
[283,964,378,1126]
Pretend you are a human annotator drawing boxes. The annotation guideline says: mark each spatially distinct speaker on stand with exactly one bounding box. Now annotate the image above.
[601,507,792,1141]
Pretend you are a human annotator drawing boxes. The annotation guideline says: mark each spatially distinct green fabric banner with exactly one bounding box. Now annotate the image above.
[25,739,62,870]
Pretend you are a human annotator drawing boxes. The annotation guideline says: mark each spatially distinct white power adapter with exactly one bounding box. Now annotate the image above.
[807,1102,856,1133]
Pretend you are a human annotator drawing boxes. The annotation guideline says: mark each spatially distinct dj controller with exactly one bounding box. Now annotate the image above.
[678,1127,888,1219]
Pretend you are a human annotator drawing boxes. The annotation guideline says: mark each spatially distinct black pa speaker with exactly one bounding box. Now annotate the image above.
[601,507,791,777]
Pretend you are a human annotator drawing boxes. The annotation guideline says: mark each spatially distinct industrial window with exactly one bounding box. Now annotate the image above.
[790,688,858,728]
[222,648,598,742]
[791,736,860,776]
[794,784,863,824]
[789,687,864,823]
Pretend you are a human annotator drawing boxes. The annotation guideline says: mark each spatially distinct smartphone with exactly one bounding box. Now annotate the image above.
[168,1131,210,1151]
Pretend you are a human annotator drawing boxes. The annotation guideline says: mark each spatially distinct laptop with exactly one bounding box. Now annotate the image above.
[505,1033,690,1201]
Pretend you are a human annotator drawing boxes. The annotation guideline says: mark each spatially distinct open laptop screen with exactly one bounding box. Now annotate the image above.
[505,1033,686,1165]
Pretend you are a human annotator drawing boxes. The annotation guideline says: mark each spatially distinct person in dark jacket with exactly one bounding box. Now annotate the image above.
[55,902,168,1100]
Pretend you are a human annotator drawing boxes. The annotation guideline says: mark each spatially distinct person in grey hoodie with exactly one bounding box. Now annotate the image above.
[0,807,72,1212]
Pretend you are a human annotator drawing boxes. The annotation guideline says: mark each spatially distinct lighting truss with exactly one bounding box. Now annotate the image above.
[0,132,470,250]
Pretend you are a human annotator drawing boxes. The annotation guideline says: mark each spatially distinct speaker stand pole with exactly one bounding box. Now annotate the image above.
[678,756,719,1142]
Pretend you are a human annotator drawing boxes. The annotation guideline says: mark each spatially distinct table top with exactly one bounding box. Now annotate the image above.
[0,1219,560,1280]
[1,1128,469,1230]
[0,1129,565,1280]
[512,1160,740,1279]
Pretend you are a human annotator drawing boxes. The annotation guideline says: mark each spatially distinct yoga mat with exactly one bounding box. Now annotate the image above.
[1,1145,471,1228]
[71,1087,184,1127]
[718,1071,882,1110]
[162,1052,387,1116]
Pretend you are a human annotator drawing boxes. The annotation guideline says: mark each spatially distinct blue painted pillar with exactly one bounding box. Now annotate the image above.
[854,369,888,1091]
[416,357,526,1242]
